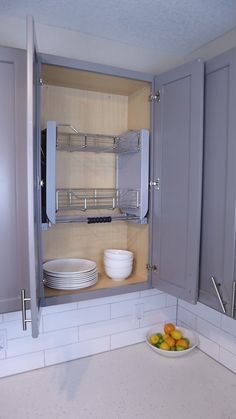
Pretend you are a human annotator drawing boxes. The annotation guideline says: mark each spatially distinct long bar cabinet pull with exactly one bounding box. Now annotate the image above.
[21,289,32,331]
[231,280,236,318]
[211,276,226,314]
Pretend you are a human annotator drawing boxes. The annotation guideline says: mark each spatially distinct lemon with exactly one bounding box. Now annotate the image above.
[149,334,159,345]
[159,341,171,351]
[170,329,183,340]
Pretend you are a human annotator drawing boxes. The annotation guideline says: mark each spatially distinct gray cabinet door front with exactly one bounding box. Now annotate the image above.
[151,59,204,303]
[199,48,236,316]
[26,16,42,337]
[0,47,28,313]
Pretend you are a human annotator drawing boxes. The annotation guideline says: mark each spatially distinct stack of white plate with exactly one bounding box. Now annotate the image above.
[43,258,98,290]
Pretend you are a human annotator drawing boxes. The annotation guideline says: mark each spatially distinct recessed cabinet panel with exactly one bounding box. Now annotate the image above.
[151,59,204,303]
[199,48,236,317]
[0,47,27,313]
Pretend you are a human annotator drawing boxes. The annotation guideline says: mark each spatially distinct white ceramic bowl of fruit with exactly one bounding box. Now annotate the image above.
[146,323,199,357]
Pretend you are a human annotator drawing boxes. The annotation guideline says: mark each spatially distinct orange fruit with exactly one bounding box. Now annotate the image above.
[159,341,170,351]
[170,329,183,340]
[164,323,176,335]
[176,338,189,349]
[164,335,176,348]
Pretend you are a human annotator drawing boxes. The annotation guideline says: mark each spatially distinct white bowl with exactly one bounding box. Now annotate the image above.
[104,254,133,263]
[146,325,199,358]
[104,264,133,280]
[104,249,133,261]
[104,258,133,269]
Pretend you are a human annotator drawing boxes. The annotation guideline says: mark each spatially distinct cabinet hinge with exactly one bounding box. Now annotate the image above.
[146,264,158,272]
[148,90,160,102]
[149,178,160,189]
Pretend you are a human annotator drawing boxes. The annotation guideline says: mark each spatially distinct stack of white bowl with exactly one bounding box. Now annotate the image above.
[104,249,134,281]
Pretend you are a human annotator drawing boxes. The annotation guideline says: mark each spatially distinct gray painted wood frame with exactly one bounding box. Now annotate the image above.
[199,47,236,317]
[0,47,28,314]
[151,59,204,303]
[26,16,42,337]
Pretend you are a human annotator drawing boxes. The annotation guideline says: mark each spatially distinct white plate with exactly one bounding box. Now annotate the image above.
[146,326,199,358]
[44,270,97,281]
[44,277,98,290]
[43,258,97,274]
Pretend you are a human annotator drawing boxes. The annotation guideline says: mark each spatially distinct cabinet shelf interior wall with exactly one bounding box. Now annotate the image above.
[41,64,151,300]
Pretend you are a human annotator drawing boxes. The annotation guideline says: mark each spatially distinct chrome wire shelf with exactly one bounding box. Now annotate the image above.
[56,188,140,212]
[56,125,141,153]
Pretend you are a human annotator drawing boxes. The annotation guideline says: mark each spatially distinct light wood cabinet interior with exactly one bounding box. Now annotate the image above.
[41,65,151,296]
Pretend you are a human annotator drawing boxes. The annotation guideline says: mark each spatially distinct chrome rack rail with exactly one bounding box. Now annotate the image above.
[56,124,141,154]
[56,188,140,212]
[55,214,145,224]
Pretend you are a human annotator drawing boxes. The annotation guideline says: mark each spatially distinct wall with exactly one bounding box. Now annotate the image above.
[1,290,236,378]
[1,15,236,74]
[177,300,236,373]
[0,289,176,378]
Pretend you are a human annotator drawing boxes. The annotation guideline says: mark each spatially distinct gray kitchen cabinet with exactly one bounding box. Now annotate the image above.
[0,46,30,314]
[199,47,236,317]
[1,17,205,336]
[150,60,204,304]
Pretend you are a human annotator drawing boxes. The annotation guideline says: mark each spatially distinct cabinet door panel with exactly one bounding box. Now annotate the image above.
[26,16,42,337]
[151,60,204,303]
[199,48,236,315]
[0,47,28,313]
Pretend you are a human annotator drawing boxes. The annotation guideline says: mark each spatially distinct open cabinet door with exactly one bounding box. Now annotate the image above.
[25,16,42,337]
[151,59,204,303]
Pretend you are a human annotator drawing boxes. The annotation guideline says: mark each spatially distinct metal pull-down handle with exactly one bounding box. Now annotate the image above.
[231,281,236,318]
[211,276,226,313]
[21,289,32,331]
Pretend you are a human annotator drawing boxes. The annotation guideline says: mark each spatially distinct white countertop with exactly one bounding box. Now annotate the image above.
[0,344,235,419]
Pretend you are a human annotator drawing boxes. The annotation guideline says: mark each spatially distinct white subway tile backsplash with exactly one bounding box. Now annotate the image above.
[221,314,236,338]
[219,347,236,374]
[2,290,236,378]
[3,309,31,323]
[45,336,110,366]
[219,330,236,355]
[177,306,197,329]
[77,292,140,308]
[79,316,139,341]
[111,326,150,349]
[196,317,221,343]
[42,302,78,315]
[111,294,167,319]
[198,333,220,360]
[140,306,176,328]
[178,300,221,327]
[139,288,163,297]
[0,349,6,360]
[6,328,78,357]
[177,301,236,374]
[165,294,177,306]
[43,305,110,332]
[0,351,44,378]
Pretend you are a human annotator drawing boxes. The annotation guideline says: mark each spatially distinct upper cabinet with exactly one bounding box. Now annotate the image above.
[199,48,236,318]
[151,60,204,304]
[0,46,28,313]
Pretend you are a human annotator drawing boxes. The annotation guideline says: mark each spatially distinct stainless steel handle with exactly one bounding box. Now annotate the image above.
[231,281,236,318]
[211,276,226,313]
[21,289,31,331]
